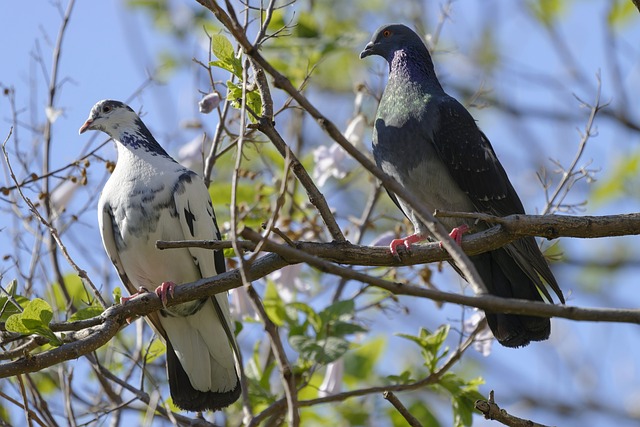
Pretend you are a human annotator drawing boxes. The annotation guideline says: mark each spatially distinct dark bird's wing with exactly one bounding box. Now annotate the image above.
[428,97,564,346]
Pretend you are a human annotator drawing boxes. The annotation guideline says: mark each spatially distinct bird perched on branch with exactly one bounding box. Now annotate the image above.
[360,24,564,347]
[80,100,241,411]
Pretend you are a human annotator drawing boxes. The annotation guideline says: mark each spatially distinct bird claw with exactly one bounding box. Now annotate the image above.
[121,286,150,304]
[120,287,150,324]
[155,281,176,308]
[439,224,470,249]
[389,234,425,257]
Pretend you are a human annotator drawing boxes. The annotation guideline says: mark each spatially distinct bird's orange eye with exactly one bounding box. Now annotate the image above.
[383,30,391,38]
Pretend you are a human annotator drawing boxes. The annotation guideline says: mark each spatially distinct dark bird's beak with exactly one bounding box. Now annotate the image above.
[79,119,93,135]
[360,42,375,59]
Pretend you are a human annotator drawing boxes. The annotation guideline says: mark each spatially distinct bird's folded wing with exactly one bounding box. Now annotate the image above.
[430,97,525,216]
[99,205,168,338]
[172,172,239,354]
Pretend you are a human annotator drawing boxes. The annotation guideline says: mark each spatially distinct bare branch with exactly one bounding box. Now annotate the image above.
[383,391,424,427]
[476,390,555,427]
[196,0,486,295]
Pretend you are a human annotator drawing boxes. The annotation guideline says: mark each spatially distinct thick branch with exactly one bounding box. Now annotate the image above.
[157,213,640,266]
[3,211,640,378]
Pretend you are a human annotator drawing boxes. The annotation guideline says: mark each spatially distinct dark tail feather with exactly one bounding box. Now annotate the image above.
[166,340,241,412]
[471,249,553,348]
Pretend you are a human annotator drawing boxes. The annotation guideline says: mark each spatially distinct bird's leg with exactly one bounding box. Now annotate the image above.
[439,224,470,249]
[121,286,150,304]
[155,281,176,308]
[121,287,151,324]
[389,233,426,256]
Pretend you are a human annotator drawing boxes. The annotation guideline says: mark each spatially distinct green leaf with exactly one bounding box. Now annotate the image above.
[287,301,322,333]
[0,295,29,322]
[226,80,263,121]
[263,281,288,327]
[436,373,485,427]
[289,334,349,364]
[386,370,415,385]
[608,0,636,28]
[69,305,104,321]
[343,336,385,386]
[112,287,122,304]
[5,298,62,346]
[388,401,441,427]
[144,339,166,364]
[591,152,640,205]
[210,35,243,78]
[319,299,354,322]
[211,34,235,62]
[528,0,565,25]
[4,279,17,296]
[397,325,450,371]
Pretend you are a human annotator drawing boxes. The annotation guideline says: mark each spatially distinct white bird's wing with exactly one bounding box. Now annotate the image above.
[162,171,239,396]
[98,201,168,339]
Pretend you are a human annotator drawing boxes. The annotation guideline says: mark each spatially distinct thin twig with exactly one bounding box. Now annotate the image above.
[383,391,424,427]
[475,390,556,427]
[2,129,107,309]
[195,0,485,295]
[42,0,77,307]
[542,73,604,215]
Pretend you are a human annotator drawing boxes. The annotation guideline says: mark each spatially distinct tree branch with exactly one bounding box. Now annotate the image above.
[476,390,555,427]
[195,0,487,297]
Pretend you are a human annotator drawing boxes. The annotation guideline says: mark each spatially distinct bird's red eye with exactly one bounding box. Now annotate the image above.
[383,30,391,38]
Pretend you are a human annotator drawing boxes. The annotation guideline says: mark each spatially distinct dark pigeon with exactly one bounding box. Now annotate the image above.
[80,100,241,410]
[361,24,564,348]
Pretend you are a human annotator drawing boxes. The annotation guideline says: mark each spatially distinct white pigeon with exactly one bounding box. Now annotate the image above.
[79,100,241,411]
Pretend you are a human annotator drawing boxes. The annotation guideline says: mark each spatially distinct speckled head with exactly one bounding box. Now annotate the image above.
[79,100,136,135]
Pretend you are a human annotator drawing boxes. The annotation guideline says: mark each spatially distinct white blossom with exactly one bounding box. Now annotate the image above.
[312,114,366,187]
[229,286,259,321]
[268,264,310,303]
[45,106,63,124]
[318,359,344,397]
[463,310,494,357]
[177,135,204,169]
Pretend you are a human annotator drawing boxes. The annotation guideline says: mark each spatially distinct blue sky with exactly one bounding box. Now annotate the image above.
[2,1,640,426]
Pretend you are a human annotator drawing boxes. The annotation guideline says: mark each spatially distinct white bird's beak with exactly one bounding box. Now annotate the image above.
[79,119,93,135]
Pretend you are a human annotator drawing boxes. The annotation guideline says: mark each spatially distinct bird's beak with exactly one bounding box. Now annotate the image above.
[360,42,375,59]
[78,119,93,135]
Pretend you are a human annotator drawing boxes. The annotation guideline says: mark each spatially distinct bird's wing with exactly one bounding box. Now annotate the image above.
[430,96,525,216]
[430,97,563,302]
[171,171,238,356]
[99,202,168,338]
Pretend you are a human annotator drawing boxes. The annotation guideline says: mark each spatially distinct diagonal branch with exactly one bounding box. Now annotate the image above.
[195,0,485,295]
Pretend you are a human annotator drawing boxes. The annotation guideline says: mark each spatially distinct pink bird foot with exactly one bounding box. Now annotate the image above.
[389,233,426,257]
[120,287,150,324]
[155,281,176,308]
[439,224,470,249]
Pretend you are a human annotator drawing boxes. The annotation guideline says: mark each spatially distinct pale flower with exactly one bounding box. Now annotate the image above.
[463,310,494,357]
[312,114,366,187]
[229,286,259,321]
[268,264,310,303]
[318,359,344,397]
[45,106,63,124]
